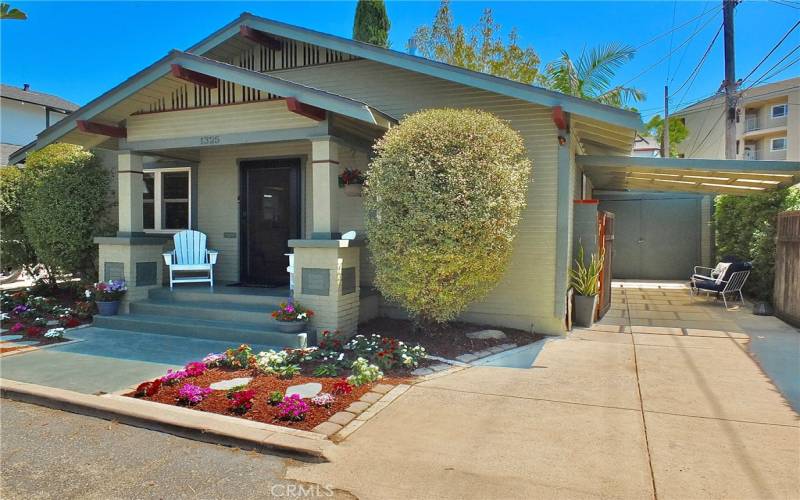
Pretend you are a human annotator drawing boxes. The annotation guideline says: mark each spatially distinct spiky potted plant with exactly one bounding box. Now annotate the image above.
[570,245,604,328]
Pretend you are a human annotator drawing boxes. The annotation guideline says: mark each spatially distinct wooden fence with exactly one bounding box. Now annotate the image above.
[774,210,800,327]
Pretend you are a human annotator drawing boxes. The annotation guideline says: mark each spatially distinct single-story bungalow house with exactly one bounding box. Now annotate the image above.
[11,13,800,343]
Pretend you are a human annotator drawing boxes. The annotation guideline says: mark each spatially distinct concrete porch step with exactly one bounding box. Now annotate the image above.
[130,300,272,326]
[148,286,288,308]
[93,313,305,348]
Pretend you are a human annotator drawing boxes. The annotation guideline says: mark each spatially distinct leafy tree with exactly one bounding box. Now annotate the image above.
[409,0,541,85]
[353,0,391,48]
[715,187,800,302]
[644,115,689,157]
[0,166,38,275]
[21,144,111,282]
[0,3,26,20]
[543,43,645,107]
[365,109,531,325]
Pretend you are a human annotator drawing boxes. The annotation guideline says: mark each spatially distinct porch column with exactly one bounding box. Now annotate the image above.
[95,150,168,313]
[310,136,340,239]
[117,151,144,235]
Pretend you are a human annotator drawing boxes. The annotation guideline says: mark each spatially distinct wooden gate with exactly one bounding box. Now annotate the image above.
[597,211,615,319]
[774,211,800,327]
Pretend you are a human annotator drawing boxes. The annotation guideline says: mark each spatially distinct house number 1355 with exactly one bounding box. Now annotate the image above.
[200,135,221,145]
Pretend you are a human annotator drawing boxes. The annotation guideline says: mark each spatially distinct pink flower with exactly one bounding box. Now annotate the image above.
[184,361,207,377]
[10,322,24,333]
[177,383,213,405]
[277,394,310,421]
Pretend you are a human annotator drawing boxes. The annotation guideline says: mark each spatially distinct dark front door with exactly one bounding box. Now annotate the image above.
[239,159,301,286]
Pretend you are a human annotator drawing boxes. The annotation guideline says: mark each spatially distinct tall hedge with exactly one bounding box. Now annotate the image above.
[715,186,800,302]
[364,108,532,323]
[21,144,111,280]
[0,165,37,273]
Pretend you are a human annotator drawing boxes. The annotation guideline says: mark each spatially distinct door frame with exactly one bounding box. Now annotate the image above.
[238,156,303,284]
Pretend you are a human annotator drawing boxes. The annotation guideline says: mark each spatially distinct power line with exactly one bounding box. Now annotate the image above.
[754,53,800,85]
[621,13,723,88]
[740,20,800,84]
[669,1,718,85]
[688,108,726,157]
[665,0,678,82]
[768,0,800,10]
[745,44,800,90]
[670,23,723,106]
[634,4,721,50]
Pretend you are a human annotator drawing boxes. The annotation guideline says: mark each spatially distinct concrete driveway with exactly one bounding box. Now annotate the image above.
[287,283,800,499]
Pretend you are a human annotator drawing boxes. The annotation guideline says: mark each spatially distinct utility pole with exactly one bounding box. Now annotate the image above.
[663,85,670,158]
[723,0,737,159]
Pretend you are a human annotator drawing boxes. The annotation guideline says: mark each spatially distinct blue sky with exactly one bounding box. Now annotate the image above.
[1,1,798,121]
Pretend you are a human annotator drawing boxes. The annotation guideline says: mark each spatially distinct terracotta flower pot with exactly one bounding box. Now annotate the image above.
[344,184,363,197]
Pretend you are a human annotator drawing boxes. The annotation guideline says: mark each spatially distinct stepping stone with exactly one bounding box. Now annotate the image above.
[46,320,59,326]
[456,353,478,363]
[209,377,252,390]
[411,367,433,376]
[285,382,322,399]
[0,335,24,342]
[466,329,506,340]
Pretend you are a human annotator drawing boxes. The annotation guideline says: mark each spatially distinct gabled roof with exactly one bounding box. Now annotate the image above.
[189,12,643,131]
[9,51,395,164]
[0,83,78,112]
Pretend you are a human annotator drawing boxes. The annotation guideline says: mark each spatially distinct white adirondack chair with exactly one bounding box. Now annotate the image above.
[162,230,218,288]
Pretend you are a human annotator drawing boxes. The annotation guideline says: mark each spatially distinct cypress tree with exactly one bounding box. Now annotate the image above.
[352,0,390,48]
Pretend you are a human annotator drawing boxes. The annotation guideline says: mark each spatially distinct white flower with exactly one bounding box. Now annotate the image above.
[44,328,64,339]
[84,290,92,298]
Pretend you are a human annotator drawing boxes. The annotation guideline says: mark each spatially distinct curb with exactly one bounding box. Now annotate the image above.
[0,378,331,462]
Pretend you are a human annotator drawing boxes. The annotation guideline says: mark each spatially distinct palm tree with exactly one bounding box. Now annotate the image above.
[543,43,645,108]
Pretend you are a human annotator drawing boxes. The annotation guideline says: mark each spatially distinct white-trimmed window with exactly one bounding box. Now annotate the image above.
[771,104,788,119]
[142,168,191,232]
[770,137,787,152]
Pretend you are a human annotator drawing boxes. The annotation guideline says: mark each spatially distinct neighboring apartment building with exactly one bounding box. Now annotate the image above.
[632,134,661,157]
[0,83,78,165]
[674,77,799,161]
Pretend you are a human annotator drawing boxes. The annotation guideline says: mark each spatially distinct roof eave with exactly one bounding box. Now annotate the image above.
[184,12,642,131]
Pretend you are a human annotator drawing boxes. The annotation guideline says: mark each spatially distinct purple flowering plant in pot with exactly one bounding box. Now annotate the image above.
[270,300,314,333]
[88,280,127,316]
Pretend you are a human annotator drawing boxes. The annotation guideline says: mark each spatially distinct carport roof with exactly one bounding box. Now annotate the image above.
[578,155,800,196]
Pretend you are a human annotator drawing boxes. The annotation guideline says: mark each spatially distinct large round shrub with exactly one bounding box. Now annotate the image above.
[21,144,111,279]
[364,108,532,323]
[0,165,37,273]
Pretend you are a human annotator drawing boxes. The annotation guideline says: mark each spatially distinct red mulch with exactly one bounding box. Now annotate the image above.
[358,317,544,359]
[125,368,408,431]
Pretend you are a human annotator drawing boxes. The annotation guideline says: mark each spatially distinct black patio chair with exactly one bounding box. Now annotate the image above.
[690,260,752,309]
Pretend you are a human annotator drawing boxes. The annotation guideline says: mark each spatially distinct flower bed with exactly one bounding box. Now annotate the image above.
[125,335,427,431]
[0,284,92,352]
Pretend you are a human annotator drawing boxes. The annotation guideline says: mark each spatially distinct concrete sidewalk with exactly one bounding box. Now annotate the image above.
[286,283,800,499]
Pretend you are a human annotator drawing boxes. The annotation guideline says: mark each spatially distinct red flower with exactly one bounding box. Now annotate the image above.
[332,379,353,395]
[26,326,45,337]
[61,317,81,328]
[134,379,162,397]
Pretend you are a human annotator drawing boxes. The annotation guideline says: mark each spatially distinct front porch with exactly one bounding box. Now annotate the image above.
[97,108,388,340]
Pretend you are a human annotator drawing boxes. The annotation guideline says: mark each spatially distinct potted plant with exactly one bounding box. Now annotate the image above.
[570,245,604,328]
[89,280,127,316]
[338,168,365,197]
[271,300,313,333]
